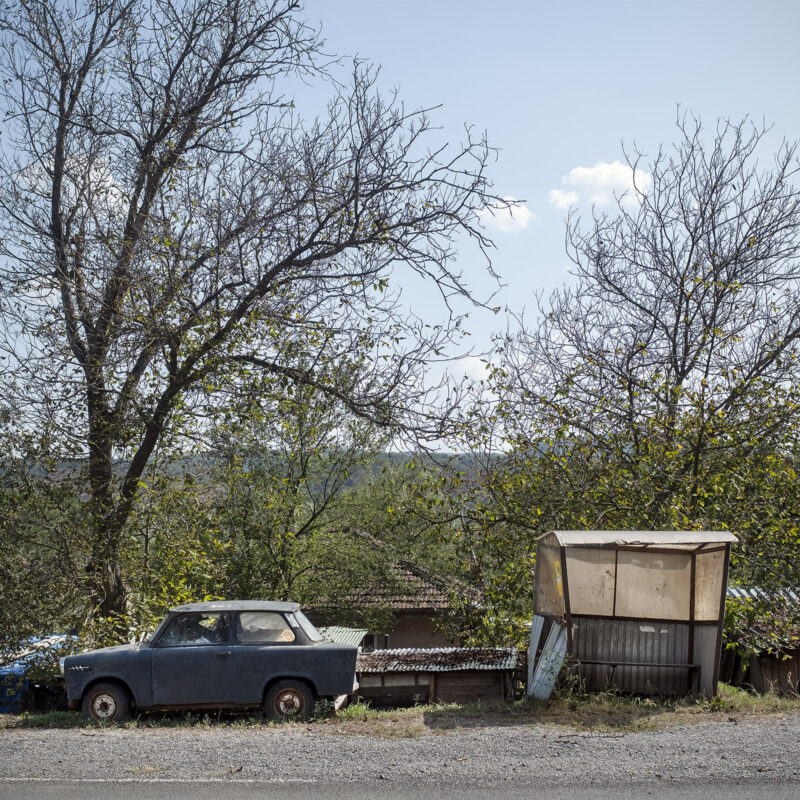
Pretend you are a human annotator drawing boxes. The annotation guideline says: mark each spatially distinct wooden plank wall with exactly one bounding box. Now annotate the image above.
[719,648,799,696]
[435,672,504,703]
[749,649,800,696]
[357,670,508,706]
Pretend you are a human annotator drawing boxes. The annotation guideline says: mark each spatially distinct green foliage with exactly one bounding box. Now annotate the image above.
[0,428,90,653]
[724,595,800,658]
[206,379,395,610]
[0,0,497,625]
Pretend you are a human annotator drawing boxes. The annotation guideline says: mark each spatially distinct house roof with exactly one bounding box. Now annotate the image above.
[344,561,454,611]
[308,529,468,614]
[357,647,518,673]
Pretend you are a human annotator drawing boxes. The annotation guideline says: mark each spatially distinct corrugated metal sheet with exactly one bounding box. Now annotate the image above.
[542,530,737,547]
[357,647,518,673]
[318,626,368,647]
[528,621,567,700]
[727,586,800,604]
[572,616,692,695]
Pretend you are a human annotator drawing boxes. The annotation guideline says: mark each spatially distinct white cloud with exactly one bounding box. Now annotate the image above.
[458,355,492,381]
[478,196,535,233]
[17,155,125,216]
[548,160,651,209]
[548,189,580,210]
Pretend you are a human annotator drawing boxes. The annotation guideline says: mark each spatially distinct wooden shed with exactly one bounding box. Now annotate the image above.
[530,530,737,697]
[356,647,518,706]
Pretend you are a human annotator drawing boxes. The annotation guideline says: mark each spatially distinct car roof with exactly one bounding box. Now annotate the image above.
[169,600,300,614]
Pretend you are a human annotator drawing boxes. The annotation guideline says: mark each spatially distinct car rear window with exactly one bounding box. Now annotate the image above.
[292,610,324,642]
[235,612,296,644]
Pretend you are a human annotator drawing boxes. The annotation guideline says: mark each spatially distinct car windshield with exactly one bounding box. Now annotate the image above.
[292,610,324,642]
[144,616,169,644]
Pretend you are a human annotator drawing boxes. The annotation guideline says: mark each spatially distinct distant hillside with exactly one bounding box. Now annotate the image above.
[5,451,497,489]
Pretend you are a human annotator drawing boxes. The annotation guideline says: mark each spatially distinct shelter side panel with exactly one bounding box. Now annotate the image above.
[693,622,719,696]
[572,616,691,694]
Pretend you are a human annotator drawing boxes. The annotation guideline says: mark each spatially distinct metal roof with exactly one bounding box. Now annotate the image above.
[540,530,737,547]
[725,586,800,651]
[170,600,300,613]
[357,647,518,673]
[319,626,368,647]
[727,586,800,604]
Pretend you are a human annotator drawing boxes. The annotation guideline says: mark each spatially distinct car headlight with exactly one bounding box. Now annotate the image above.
[58,657,66,676]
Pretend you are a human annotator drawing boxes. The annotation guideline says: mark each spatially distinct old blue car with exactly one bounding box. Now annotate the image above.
[60,600,358,722]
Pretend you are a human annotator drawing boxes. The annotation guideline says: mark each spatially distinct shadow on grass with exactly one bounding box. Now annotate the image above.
[420,683,800,734]
[421,695,676,733]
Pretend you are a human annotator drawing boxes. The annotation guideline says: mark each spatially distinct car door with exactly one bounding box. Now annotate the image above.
[232,611,300,704]
[151,611,235,706]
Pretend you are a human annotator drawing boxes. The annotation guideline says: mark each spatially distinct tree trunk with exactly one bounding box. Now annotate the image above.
[85,380,128,620]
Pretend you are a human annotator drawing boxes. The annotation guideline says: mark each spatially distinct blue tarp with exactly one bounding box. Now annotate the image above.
[0,636,72,713]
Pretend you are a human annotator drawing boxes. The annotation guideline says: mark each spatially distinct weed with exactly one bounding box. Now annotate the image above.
[333,699,378,721]
[312,698,336,720]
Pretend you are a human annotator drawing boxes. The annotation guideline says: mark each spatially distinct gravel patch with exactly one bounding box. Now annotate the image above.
[2,714,799,789]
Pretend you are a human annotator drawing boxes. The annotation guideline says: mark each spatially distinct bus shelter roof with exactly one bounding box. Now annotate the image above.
[538,530,737,549]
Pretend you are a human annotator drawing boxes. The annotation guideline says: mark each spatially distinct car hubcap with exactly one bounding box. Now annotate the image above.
[93,693,117,719]
[275,690,303,716]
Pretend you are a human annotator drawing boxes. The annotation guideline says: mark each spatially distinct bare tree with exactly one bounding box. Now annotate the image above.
[0,0,497,618]
[494,115,800,526]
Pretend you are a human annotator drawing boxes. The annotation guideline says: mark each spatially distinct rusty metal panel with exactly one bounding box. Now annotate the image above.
[572,616,692,694]
[357,647,518,674]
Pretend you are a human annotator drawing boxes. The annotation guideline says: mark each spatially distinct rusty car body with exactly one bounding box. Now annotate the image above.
[61,600,358,722]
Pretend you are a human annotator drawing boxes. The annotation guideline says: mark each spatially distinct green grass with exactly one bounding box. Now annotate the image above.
[2,684,798,735]
[0,710,84,729]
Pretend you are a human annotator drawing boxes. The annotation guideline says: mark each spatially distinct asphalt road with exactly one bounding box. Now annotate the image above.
[3,712,799,799]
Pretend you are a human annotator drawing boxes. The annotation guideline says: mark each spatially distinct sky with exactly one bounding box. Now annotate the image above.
[306,0,800,376]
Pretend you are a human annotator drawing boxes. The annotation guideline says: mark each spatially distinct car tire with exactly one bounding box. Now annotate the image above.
[81,682,131,723]
[264,679,314,721]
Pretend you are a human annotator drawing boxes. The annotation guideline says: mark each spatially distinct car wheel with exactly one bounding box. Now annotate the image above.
[265,679,314,721]
[82,682,131,723]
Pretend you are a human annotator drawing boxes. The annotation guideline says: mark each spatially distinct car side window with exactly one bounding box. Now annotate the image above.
[158,612,230,647]
[235,612,296,644]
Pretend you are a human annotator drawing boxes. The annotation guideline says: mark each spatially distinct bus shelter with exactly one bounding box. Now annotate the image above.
[529,530,737,697]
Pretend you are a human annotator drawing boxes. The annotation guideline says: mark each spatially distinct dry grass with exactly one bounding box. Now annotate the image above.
[2,684,798,738]
[316,684,800,738]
